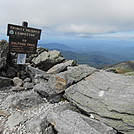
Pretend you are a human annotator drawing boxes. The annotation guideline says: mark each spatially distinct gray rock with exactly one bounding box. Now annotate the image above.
[47,60,77,74]
[11,86,25,92]
[23,78,31,82]
[26,65,50,81]
[0,77,12,89]
[23,82,34,90]
[34,83,62,103]
[0,40,8,69]
[0,122,4,133]
[47,110,115,134]
[48,65,97,93]
[6,66,16,78]
[81,115,117,134]
[8,112,24,129]
[27,47,48,63]
[26,113,55,134]
[2,91,46,110]
[64,70,134,134]
[52,103,79,113]
[0,92,9,105]
[13,77,23,86]
[0,109,10,117]
[32,50,65,71]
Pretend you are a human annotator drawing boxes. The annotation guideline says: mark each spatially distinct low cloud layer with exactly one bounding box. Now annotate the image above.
[1,0,134,35]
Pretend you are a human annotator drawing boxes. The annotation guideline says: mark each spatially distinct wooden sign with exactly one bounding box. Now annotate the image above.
[7,23,42,54]
[9,36,37,54]
[7,24,41,39]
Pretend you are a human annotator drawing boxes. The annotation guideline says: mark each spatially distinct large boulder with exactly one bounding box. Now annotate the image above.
[27,47,48,63]
[47,110,116,134]
[47,60,77,74]
[0,40,8,69]
[48,65,97,93]
[32,50,65,71]
[64,70,134,134]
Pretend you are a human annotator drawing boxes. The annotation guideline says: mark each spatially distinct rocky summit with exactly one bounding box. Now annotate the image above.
[0,39,134,134]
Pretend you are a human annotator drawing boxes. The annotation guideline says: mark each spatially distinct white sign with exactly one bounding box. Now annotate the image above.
[17,54,26,64]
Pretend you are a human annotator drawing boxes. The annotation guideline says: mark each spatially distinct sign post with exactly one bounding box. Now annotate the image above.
[7,22,41,54]
[17,21,28,65]
[7,21,42,76]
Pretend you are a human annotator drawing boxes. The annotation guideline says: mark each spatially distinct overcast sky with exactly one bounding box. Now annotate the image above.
[1,0,134,39]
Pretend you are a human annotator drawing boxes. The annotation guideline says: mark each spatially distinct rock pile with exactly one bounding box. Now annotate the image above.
[0,40,134,134]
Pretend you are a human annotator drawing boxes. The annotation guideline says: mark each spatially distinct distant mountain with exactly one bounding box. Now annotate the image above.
[39,43,79,53]
[39,42,134,68]
[60,50,115,68]
[105,61,134,73]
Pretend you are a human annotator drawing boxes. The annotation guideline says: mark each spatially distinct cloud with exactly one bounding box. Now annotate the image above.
[1,0,134,35]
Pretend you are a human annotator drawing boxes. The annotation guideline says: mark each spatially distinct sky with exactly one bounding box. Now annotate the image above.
[1,0,134,41]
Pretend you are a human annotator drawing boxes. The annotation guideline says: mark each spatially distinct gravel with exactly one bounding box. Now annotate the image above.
[1,99,69,134]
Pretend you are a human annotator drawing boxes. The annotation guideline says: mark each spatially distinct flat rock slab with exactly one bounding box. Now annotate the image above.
[64,70,134,134]
[48,65,97,93]
[47,110,116,134]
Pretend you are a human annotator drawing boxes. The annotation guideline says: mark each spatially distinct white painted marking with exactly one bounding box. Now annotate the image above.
[99,91,104,97]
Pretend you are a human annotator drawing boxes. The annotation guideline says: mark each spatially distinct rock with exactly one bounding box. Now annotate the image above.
[26,114,55,134]
[64,70,134,134]
[2,91,46,110]
[0,123,4,133]
[0,40,8,69]
[26,65,50,81]
[23,78,31,82]
[48,65,97,93]
[13,77,23,86]
[11,86,25,92]
[0,76,12,89]
[6,66,16,78]
[8,112,24,129]
[47,60,77,74]
[0,109,10,117]
[32,50,65,71]
[26,101,78,134]
[26,47,48,63]
[34,83,63,103]
[0,92,9,105]
[52,103,79,113]
[81,114,117,134]
[105,61,134,74]
[23,82,34,90]
[19,70,29,80]
[47,110,116,134]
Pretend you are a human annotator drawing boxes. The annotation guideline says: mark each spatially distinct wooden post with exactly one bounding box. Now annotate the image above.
[17,21,28,77]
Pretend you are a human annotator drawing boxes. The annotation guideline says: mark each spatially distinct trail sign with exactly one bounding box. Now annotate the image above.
[7,24,41,39]
[7,23,42,54]
[9,36,38,54]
